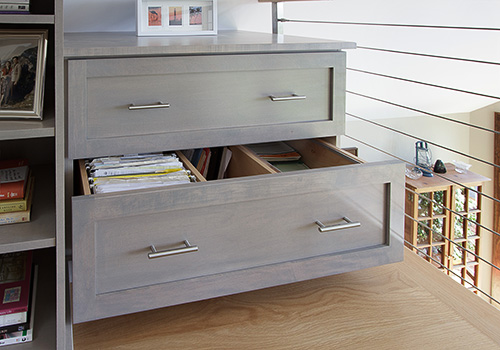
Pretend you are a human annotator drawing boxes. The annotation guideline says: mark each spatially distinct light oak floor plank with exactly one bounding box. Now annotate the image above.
[73,249,500,350]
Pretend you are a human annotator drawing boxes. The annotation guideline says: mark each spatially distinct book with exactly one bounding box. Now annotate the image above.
[247,142,301,162]
[0,265,37,346]
[217,147,233,180]
[0,252,33,327]
[189,149,203,168]
[0,319,29,335]
[180,149,195,162]
[196,148,211,177]
[0,259,35,335]
[205,147,222,181]
[270,160,310,172]
[0,0,29,14]
[0,3,29,14]
[0,173,34,213]
[0,176,34,225]
[0,159,29,200]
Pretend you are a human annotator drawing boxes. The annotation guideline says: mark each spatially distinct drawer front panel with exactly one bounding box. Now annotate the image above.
[87,69,328,138]
[67,53,346,159]
[93,184,387,295]
[72,160,404,322]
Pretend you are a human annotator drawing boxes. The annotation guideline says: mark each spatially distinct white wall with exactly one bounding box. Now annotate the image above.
[63,0,269,33]
[469,101,499,298]
[64,0,500,37]
[341,112,471,164]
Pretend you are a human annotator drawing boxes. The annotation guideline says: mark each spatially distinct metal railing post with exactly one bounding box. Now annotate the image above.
[272,1,284,34]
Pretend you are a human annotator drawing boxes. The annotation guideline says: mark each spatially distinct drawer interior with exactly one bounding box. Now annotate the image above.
[77,138,363,196]
[273,139,363,170]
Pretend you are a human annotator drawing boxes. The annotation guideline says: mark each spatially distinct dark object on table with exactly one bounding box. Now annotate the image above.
[434,159,447,173]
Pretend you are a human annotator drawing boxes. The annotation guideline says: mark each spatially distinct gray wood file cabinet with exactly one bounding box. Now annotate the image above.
[64,31,405,324]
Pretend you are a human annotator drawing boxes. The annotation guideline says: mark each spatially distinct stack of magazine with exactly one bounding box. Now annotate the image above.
[247,142,309,172]
[86,153,196,194]
[0,1,29,13]
[0,159,34,225]
[0,251,38,347]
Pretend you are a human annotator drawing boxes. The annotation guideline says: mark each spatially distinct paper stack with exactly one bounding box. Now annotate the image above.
[87,153,196,194]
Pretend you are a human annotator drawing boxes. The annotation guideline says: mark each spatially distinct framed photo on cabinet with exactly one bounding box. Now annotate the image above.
[136,0,217,36]
[0,30,47,119]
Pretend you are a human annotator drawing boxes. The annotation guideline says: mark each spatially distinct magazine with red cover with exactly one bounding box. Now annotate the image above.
[0,159,29,200]
[0,265,37,346]
[0,252,33,327]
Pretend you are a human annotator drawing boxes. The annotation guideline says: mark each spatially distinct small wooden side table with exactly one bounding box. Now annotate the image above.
[405,162,490,289]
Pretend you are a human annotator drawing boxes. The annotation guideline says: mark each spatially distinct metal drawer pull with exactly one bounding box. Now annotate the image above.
[148,240,198,259]
[269,94,306,102]
[128,102,170,110]
[315,217,361,233]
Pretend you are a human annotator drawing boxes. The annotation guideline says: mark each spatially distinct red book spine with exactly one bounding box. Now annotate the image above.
[0,305,28,316]
[0,181,25,200]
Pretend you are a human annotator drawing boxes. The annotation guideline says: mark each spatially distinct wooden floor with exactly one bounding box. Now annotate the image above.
[73,249,500,350]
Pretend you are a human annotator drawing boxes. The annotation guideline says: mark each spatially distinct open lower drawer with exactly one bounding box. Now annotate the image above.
[71,138,405,323]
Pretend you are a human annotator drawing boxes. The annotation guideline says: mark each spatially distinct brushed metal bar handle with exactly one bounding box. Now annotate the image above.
[315,217,361,233]
[269,94,306,102]
[128,102,170,110]
[148,240,198,259]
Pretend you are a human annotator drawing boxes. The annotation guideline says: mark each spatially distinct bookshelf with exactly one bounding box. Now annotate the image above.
[0,14,55,24]
[0,165,55,253]
[0,0,63,348]
[0,115,55,140]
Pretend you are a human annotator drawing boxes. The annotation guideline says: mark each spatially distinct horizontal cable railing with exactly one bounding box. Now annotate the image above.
[345,132,498,204]
[347,96,500,139]
[347,68,500,102]
[405,240,500,306]
[405,199,500,273]
[279,18,500,31]
[346,111,500,173]
[355,47,500,67]
[405,185,500,241]
[270,2,500,307]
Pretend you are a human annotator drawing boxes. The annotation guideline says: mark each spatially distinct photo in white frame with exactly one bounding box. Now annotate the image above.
[136,0,217,36]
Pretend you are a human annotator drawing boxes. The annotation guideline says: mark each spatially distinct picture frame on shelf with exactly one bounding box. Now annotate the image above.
[0,30,48,120]
[136,0,217,36]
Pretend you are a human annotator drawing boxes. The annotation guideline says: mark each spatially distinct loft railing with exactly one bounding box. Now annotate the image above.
[259,0,500,308]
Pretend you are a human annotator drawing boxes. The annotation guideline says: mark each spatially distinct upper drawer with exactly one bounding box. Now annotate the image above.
[67,52,346,159]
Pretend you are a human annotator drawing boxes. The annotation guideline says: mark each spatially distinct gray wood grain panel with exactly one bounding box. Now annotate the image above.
[86,68,327,137]
[93,181,389,295]
[0,114,55,140]
[71,158,404,323]
[67,52,346,159]
[64,31,356,59]
[0,14,55,24]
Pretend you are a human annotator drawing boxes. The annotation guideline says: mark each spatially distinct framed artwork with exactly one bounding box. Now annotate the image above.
[137,0,217,36]
[0,30,47,120]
